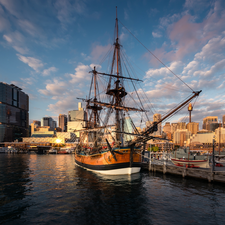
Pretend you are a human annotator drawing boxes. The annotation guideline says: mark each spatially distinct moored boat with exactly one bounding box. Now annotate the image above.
[49,148,58,154]
[74,9,202,175]
[171,147,210,168]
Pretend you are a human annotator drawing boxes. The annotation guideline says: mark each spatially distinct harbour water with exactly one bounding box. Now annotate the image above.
[1,154,225,225]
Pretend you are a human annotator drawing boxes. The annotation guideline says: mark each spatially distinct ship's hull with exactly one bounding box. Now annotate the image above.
[75,147,141,175]
[171,158,209,168]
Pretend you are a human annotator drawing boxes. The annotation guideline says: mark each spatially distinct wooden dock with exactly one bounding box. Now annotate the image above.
[141,161,225,183]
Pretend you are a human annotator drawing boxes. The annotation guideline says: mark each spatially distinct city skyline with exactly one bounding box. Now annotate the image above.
[0,0,225,126]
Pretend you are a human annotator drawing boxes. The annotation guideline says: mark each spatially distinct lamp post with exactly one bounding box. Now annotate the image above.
[212,136,215,172]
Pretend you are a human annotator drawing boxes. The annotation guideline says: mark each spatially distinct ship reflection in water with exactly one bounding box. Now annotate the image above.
[1,154,225,225]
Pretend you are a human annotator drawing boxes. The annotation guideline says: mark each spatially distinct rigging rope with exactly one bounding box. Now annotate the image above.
[118,19,194,93]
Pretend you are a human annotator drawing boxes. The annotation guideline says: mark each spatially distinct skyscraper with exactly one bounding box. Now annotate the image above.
[0,82,29,142]
[124,117,133,142]
[186,122,199,134]
[67,103,87,137]
[59,114,67,132]
[202,116,219,131]
[153,113,161,136]
[30,120,41,135]
[41,117,56,128]
[177,122,186,130]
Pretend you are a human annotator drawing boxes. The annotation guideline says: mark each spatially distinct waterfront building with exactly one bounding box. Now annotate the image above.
[171,123,178,133]
[186,132,214,149]
[52,120,57,129]
[124,117,133,142]
[173,129,191,146]
[0,82,29,142]
[223,115,225,128]
[186,122,199,134]
[23,132,76,144]
[31,126,55,137]
[30,120,41,135]
[215,127,225,149]
[145,120,153,128]
[67,103,87,137]
[41,117,56,128]
[163,122,171,133]
[59,114,67,132]
[153,114,161,136]
[163,122,172,140]
[202,116,218,131]
[177,122,186,130]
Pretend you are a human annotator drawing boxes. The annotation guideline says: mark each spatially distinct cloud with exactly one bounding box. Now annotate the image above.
[81,52,91,61]
[54,0,87,29]
[38,78,67,96]
[70,63,101,84]
[18,19,40,37]
[3,32,29,54]
[42,67,58,76]
[193,59,225,78]
[149,1,225,64]
[124,9,129,20]
[0,5,10,31]
[17,54,43,72]
[91,44,112,62]
[152,32,162,38]
[47,95,81,115]
[145,61,183,79]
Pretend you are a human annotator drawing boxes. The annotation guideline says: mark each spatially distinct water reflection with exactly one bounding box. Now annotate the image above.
[1,154,225,225]
[71,167,150,225]
[0,154,32,224]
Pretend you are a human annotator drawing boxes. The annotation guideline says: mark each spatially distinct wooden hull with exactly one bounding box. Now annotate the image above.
[171,158,209,168]
[75,147,141,175]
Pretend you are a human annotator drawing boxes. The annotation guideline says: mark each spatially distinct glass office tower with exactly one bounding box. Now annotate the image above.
[0,82,29,142]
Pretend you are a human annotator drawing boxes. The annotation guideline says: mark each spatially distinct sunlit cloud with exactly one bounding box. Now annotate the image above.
[42,67,58,76]
[17,54,43,72]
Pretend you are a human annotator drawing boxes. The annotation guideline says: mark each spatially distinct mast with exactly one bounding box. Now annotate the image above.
[115,6,122,143]
[93,66,97,128]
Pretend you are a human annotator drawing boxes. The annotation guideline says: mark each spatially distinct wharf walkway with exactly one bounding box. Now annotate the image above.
[141,160,225,183]
[140,151,225,183]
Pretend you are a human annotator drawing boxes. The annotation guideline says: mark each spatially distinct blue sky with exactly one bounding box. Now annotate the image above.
[0,0,225,127]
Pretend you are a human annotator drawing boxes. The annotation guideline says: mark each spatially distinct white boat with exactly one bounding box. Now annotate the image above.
[58,147,73,154]
[171,158,209,168]
[49,148,58,154]
[171,147,210,168]
[215,156,225,167]
[6,146,18,154]
[0,147,7,153]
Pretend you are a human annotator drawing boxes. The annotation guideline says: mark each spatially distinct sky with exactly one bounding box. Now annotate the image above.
[0,0,225,128]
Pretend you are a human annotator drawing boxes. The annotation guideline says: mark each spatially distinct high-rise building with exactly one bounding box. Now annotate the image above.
[202,116,219,131]
[30,120,41,135]
[173,129,191,146]
[41,117,56,128]
[163,122,172,139]
[0,82,29,142]
[153,113,161,136]
[124,117,133,142]
[186,122,199,134]
[67,103,87,137]
[177,122,186,130]
[163,122,171,133]
[59,114,67,132]
[171,123,178,134]
[223,115,225,128]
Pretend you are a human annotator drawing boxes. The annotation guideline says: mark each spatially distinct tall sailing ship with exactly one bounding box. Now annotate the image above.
[74,10,202,175]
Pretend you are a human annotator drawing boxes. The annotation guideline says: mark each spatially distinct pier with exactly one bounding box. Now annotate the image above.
[141,161,225,183]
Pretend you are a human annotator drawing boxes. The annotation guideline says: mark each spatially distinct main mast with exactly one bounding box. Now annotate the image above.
[115,7,121,143]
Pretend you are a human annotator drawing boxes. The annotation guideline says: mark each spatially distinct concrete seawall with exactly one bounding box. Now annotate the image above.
[141,162,225,183]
